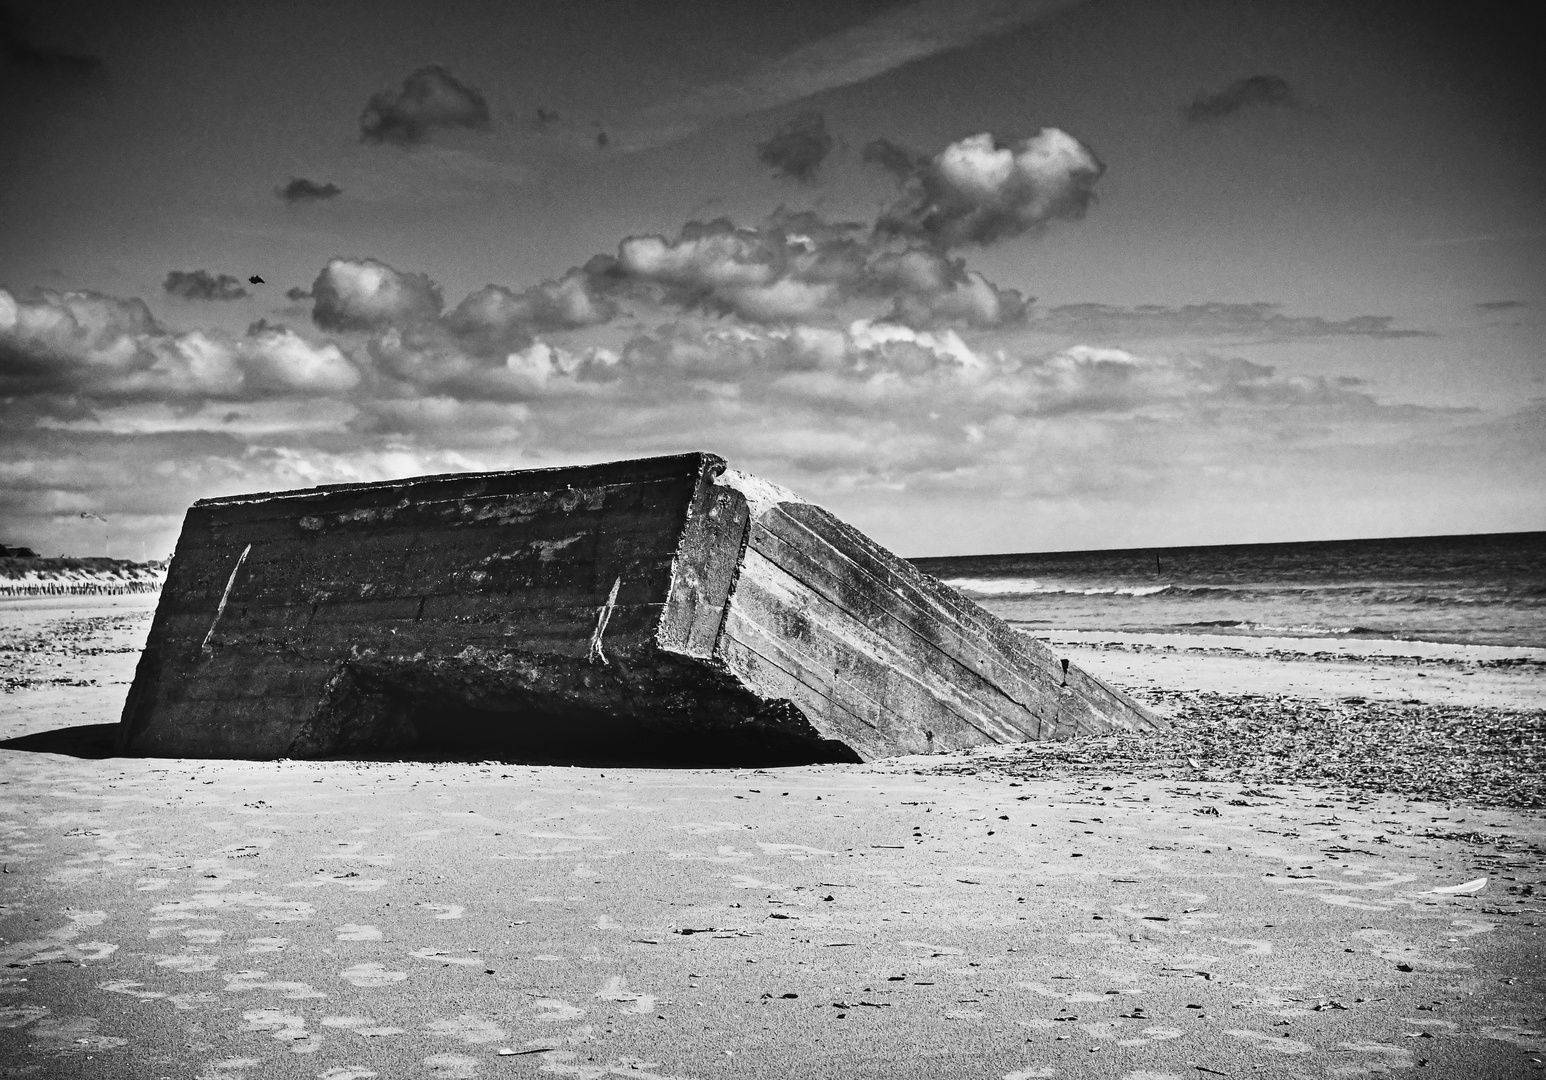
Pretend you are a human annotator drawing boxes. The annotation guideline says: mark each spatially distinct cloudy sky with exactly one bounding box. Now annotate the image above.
[2,0,1542,559]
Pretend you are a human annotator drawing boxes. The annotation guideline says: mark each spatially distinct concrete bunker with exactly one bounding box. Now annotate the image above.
[118,453,1161,764]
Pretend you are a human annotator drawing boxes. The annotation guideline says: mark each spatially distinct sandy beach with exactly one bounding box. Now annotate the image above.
[2,595,1543,1078]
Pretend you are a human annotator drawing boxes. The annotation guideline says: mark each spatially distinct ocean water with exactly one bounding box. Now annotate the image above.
[909,531,1546,649]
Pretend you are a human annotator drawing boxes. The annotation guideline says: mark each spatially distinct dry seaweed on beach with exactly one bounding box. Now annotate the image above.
[0,609,147,693]
[922,690,1546,810]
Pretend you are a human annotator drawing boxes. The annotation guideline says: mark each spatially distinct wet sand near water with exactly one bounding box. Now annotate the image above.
[1,596,1543,1079]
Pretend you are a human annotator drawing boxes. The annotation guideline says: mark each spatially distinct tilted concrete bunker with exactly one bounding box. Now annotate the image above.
[118,453,1161,763]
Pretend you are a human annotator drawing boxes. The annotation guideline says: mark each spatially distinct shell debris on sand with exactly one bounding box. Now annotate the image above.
[0,597,1543,1078]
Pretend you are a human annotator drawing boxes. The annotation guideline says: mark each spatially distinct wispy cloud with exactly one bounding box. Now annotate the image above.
[1182,75,1294,122]
[619,0,1089,151]
[1034,301,1435,341]
[0,6,103,84]
[276,177,343,203]
[163,270,249,302]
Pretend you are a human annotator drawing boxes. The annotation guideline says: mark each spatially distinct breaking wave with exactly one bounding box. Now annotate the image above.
[943,577,1172,598]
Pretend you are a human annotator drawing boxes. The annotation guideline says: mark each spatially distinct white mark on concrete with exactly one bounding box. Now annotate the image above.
[201,543,252,655]
[587,577,621,665]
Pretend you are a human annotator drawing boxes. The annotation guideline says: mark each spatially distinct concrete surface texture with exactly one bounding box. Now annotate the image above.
[120,453,1154,763]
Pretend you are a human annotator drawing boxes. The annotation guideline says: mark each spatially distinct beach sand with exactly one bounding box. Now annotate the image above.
[2,595,1543,1079]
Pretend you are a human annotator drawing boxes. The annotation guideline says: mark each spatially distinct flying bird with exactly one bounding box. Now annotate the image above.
[248,275,265,285]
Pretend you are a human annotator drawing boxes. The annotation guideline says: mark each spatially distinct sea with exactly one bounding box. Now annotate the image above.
[909,530,1546,650]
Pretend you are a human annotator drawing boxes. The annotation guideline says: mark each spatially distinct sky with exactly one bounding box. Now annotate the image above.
[1,0,1542,559]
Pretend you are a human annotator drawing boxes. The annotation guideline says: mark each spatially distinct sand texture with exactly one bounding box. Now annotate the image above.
[1,596,1544,1079]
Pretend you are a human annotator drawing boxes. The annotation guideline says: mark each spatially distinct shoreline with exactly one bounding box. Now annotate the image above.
[1036,627,1546,664]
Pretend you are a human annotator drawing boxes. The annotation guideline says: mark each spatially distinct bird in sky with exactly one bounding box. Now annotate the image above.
[247,275,264,285]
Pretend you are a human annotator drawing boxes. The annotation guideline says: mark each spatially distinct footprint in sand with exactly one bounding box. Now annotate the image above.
[1225,1028,1314,1055]
[1066,931,1122,946]
[225,970,326,998]
[0,1005,51,1028]
[411,948,481,966]
[424,1053,479,1078]
[241,1008,318,1053]
[193,1057,264,1080]
[1349,928,1470,971]
[28,1014,129,1051]
[99,980,165,1000]
[135,877,171,891]
[155,951,219,973]
[756,842,836,858]
[901,940,964,957]
[322,1016,407,1038]
[317,1069,379,1080]
[538,1053,689,1079]
[1449,918,1497,939]
[673,822,753,835]
[1017,980,1121,1004]
[596,976,656,1013]
[340,962,407,988]
[169,992,218,1010]
[429,1013,508,1043]
[1330,1041,1416,1074]
[529,998,586,1022]
[246,937,288,953]
[1115,1025,1187,1047]
[1002,1070,1055,1080]
[336,924,382,941]
[420,904,464,920]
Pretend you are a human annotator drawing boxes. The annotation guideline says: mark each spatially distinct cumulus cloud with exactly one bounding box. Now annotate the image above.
[867,247,1028,328]
[276,177,343,203]
[0,287,359,402]
[285,286,312,302]
[588,211,1028,329]
[589,214,860,325]
[359,65,491,146]
[1034,301,1435,341]
[1,269,1491,561]
[310,257,444,331]
[443,271,618,356]
[756,112,834,184]
[876,130,1104,247]
[1182,75,1294,122]
[163,269,249,302]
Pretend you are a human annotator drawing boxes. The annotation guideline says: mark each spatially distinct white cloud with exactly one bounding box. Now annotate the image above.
[0,288,362,401]
[310,258,444,332]
[878,129,1104,246]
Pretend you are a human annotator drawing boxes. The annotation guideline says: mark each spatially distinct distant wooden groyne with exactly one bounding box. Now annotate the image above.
[0,580,163,597]
[118,453,1162,763]
[0,557,167,599]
